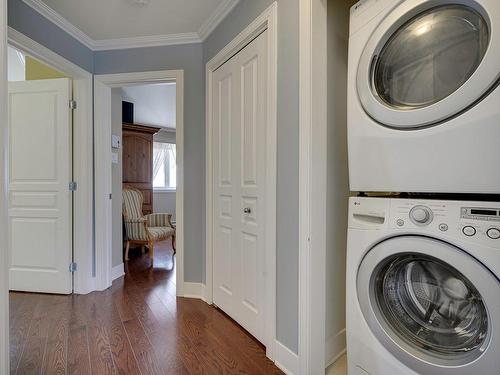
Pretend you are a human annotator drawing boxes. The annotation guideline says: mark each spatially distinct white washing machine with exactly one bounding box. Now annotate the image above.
[347,0,500,193]
[346,196,500,375]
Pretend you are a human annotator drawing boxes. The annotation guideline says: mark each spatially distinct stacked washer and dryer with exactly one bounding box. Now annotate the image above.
[346,0,500,374]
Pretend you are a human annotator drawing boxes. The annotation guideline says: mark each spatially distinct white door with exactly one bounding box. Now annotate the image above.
[212,31,268,343]
[8,78,73,294]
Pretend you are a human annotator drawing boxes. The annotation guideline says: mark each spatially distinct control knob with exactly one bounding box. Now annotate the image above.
[410,205,433,226]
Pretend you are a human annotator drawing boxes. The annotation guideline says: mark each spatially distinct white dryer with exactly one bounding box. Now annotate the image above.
[347,197,500,375]
[347,0,500,193]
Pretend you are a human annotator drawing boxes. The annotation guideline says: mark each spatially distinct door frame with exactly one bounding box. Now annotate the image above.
[205,2,278,359]
[7,28,94,295]
[1,1,9,372]
[299,0,328,373]
[94,70,185,296]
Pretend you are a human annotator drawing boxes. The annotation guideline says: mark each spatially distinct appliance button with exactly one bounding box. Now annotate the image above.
[462,226,476,237]
[396,219,404,227]
[439,223,449,232]
[487,228,500,240]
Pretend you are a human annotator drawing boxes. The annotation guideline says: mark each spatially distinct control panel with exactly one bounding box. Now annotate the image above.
[389,199,500,245]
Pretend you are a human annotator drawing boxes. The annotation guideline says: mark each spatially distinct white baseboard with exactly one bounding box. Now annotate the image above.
[274,340,299,375]
[326,328,346,368]
[183,282,206,301]
[111,263,125,281]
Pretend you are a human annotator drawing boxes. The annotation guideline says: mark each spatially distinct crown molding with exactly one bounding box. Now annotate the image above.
[92,33,201,51]
[198,0,240,41]
[22,0,95,49]
[22,0,238,51]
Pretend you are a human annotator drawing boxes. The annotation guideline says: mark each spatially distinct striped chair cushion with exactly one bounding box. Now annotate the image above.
[147,227,175,240]
[123,188,144,219]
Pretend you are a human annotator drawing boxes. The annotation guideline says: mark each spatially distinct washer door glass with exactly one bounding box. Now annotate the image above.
[356,0,500,128]
[375,254,488,357]
[374,5,489,109]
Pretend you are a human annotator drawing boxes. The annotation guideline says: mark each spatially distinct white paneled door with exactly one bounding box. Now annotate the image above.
[8,78,73,294]
[212,31,268,343]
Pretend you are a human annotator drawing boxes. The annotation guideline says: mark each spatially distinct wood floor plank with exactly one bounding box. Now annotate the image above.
[16,316,49,375]
[41,305,69,375]
[77,293,116,375]
[10,240,283,375]
[10,294,40,374]
[122,318,163,375]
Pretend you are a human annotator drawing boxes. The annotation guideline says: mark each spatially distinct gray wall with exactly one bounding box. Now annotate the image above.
[153,191,176,220]
[94,43,205,283]
[325,0,354,363]
[8,0,94,72]
[111,88,123,268]
[204,0,300,354]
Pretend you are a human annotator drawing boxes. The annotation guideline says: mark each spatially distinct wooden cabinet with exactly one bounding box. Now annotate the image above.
[122,123,160,214]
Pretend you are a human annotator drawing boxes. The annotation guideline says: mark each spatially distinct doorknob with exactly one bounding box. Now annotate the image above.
[243,207,252,214]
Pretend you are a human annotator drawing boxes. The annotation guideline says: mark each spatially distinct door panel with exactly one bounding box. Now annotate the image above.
[212,31,268,343]
[8,78,73,294]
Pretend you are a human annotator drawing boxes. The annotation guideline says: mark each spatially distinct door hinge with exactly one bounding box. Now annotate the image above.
[69,262,77,273]
[69,100,77,110]
[69,181,77,191]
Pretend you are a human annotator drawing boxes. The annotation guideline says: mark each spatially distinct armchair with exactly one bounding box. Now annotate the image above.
[122,188,176,262]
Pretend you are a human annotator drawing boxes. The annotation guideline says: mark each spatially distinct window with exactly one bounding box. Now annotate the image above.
[153,142,176,190]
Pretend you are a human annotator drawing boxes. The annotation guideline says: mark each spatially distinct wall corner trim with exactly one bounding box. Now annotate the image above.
[325,328,346,368]
[111,263,125,281]
[182,282,207,301]
[274,340,300,375]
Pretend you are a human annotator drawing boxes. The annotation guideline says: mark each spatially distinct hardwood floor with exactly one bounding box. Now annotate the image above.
[9,241,283,375]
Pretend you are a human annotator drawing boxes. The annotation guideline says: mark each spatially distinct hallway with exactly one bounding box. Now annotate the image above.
[9,242,283,374]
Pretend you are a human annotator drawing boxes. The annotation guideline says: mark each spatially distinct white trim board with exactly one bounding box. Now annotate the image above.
[8,27,95,296]
[21,0,240,50]
[94,70,185,297]
[274,340,300,375]
[182,282,207,301]
[111,264,125,281]
[1,0,10,372]
[326,329,346,368]
[205,0,278,362]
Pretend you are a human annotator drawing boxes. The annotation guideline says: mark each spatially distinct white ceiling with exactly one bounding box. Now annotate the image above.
[23,0,240,50]
[122,83,176,129]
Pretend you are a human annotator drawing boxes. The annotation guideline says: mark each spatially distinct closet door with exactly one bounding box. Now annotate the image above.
[212,31,268,343]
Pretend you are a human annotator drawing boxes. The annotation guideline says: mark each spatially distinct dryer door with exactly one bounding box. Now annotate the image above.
[357,0,500,128]
[357,236,500,375]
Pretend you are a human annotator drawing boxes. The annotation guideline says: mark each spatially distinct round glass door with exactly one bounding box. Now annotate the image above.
[356,0,500,128]
[357,236,500,374]
[375,254,488,358]
[374,5,489,109]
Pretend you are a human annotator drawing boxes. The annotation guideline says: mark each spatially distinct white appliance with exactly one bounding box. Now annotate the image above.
[347,197,500,375]
[347,0,500,193]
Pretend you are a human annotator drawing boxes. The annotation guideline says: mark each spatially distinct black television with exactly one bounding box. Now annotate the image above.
[122,101,134,124]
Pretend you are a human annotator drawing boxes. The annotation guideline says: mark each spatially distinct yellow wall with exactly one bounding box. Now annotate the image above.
[25,56,66,80]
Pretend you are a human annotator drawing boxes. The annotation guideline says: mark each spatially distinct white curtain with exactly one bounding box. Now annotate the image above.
[153,142,176,187]
[153,142,167,182]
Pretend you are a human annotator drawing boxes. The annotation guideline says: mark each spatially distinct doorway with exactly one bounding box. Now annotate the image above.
[111,83,178,288]
[94,70,185,295]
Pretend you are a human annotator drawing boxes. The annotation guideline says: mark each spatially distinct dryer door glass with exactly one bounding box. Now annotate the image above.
[374,5,489,109]
[375,254,488,358]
